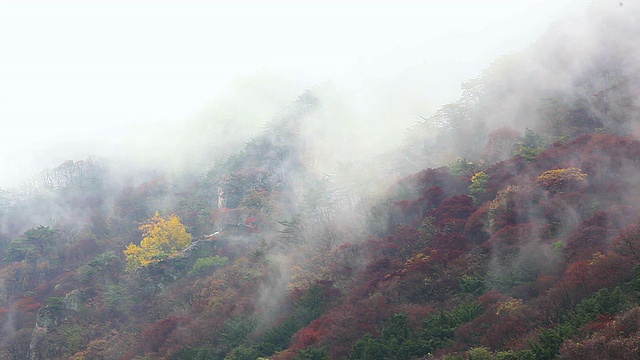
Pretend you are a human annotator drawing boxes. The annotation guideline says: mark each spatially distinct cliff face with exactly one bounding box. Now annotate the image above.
[29,297,68,360]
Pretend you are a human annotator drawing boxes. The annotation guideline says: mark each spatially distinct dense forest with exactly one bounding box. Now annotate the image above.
[2,3,640,360]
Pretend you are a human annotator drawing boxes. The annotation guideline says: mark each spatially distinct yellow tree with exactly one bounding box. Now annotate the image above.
[124,212,192,269]
[534,167,587,193]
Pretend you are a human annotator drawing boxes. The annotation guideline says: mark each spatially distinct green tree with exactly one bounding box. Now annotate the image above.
[467,347,493,360]
[189,255,229,276]
[255,283,334,358]
[225,345,259,360]
[5,226,59,263]
[459,275,486,295]
[219,316,257,351]
[350,333,389,360]
[514,128,547,161]
[103,285,132,316]
[469,172,489,205]
[450,158,479,177]
[278,215,306,248]
[295,346,329,360]
[78,251,118,286]
[530,287,628,360]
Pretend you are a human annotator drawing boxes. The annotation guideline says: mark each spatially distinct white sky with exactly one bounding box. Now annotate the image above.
[0,0,589,188]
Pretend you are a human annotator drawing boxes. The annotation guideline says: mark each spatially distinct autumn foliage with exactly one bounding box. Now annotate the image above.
[5,12,640,359]
[124,212,192,269]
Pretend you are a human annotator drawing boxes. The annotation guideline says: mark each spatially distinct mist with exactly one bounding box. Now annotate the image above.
[0,0,590,189]
[4,1,640,359]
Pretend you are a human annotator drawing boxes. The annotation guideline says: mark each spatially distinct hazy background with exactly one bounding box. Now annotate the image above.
[0,0,590,188]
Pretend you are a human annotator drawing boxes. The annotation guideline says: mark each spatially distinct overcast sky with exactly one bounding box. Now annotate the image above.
[0,0,589,188]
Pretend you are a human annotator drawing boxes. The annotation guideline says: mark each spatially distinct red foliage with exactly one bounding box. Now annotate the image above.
[226,296,256,317]
[563,212,614,263]
[614,219,640,264]
[289,317,330,351]
[388,187,448,227]
[397,304,436,330]
[580,314,614,334]
[543,252,634,316]
[142,316,188,354]
[563,260,594,291]
[2,297,42,331]
[431,195,476,222]
[298,302,388,359]
[458,311,527,350]
[529,275,560,297]
[13,297,41,313]
[586,253,634,289]
[465,203,491,243]
[484,157,528,198]
[484,127,521,164]
[422,186,446,210]
[271,350,296,360]
[533,135,640,203]
[364,257,394,278]
[433,232,470,254]
[559,307,640,360]
[66,237,102,265]
[278,134,640,357]
[486,224,535,263]
[477,291,508,307]
[407,168,467,198]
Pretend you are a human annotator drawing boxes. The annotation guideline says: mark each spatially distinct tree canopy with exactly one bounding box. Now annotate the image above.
[124,212,192,269]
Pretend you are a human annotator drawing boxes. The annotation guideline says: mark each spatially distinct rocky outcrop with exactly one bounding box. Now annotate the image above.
[30,297,66,360]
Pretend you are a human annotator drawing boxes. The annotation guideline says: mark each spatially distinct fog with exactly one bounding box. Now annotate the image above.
[3,2,640,358]
[0,0,589,188]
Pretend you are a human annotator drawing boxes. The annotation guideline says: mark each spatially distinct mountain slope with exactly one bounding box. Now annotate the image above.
[1,2,640,360]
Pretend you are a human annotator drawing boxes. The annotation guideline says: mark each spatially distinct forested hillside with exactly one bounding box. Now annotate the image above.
[1,3,640,360]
